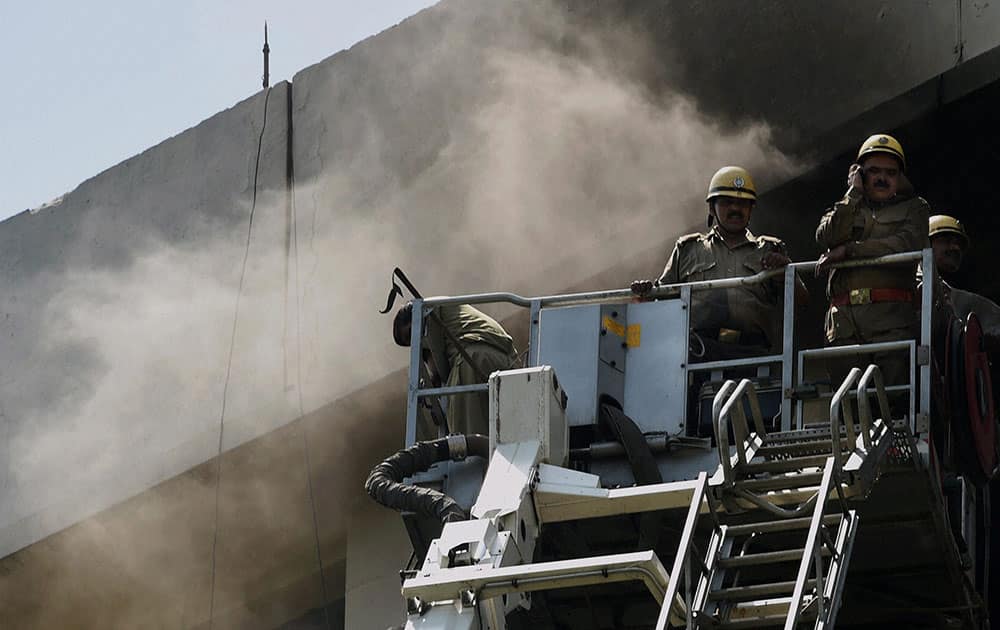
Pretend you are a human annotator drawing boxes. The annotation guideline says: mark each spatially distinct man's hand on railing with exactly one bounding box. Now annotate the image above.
[815,244,848,276]
[761,251,792,269]
[630,279,655,297]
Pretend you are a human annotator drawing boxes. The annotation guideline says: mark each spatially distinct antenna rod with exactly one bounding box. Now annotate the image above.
[262,21,270,88]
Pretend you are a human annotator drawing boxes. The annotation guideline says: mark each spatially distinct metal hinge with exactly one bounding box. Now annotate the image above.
[917,345,931,366]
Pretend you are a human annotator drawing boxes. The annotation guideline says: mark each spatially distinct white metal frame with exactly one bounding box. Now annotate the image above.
[393,249,947,629]
[405,250,934,448]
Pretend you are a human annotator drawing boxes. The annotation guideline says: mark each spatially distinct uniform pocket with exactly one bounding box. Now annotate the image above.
[742,258,763,274]
[684,259,717,282]
[872,203,910,225]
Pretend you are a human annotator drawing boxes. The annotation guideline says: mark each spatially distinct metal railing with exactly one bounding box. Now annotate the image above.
[654,471,714,630]
[404,249,935,446]
[712,365,890,514]
[785,457,850,630]
[713,378,767,488]
[828,364,892,481]
[829,368,862,476]
[856,365,890,449]
[799,340,917,431]
[712,378,820,518]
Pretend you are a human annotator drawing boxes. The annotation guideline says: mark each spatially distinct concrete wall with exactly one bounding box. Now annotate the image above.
[2,1,1000,628]
[0,81,300,559]
[0,369,407,629]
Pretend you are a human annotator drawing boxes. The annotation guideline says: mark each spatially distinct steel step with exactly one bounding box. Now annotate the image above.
[696,608,788,630]
[761,428,835,444]
[756,437,847,458]
[697,596,822,628]
[710,618,786,630]
[709,579,817,602]
[709,614,793,629]
[725,514,842,537]
[718,547,831,569]
[743,454,830,474]
[738,472,823,492]
[705,602,818,630]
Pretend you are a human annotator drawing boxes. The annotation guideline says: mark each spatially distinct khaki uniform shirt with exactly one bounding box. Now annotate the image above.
[418,304,517,438]
[816,183,930,343]
[658,226,787,350]
[423,304,516,382]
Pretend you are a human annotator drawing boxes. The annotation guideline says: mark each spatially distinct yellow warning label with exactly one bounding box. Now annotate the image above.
[602,316,625,338]
[626,324,641,348]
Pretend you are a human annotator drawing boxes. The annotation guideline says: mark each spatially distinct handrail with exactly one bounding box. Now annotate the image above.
[655,472,710,630]
[856,365,890,450]
[711,372,867,520]
[713,379,767,487]
[785,457,837,630]
[829,368,862,475]
[416,383,490,398]
[712,380,739,487]
[403,550,672,608]
[406,249,932,444]
[419,251,926,309]
[786,250,921,271]
[744,382,768,437]
[798,340,916,434]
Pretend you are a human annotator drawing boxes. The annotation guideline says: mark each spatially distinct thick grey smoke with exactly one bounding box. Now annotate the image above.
[1,0,802,626]
[294,0,799,408]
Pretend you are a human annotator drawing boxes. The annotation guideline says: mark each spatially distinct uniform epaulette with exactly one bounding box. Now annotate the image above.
[676,232,702,247]
[756,234,785,247]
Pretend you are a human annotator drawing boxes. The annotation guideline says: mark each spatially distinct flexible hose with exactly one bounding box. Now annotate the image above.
[365,434,489,524]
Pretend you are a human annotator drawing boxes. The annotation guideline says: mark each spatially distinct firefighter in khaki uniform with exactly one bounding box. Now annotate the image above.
[393,302,518,438]
[929,215,1000,351]
[815,134,930,385]
[632,166,807,361]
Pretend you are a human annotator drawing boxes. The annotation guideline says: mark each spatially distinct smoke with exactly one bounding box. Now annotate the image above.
[290,1,799,410]
[1,0,803,626]
[454,48,795,287]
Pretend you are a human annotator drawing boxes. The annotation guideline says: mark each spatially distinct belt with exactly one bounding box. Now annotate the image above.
[830,288,914,307]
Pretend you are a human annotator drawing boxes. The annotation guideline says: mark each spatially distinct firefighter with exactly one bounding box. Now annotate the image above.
[929,214,1000,350]
[393,302,518,437]
[815,134,930,386]
[632,166,807,361]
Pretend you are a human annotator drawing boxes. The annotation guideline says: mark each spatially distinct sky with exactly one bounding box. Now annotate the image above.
[0,1,438,221]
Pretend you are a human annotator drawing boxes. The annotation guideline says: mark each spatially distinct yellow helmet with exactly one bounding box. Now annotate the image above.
[929,214,969,247]
[706,166,757,202]
[857,134,906,170]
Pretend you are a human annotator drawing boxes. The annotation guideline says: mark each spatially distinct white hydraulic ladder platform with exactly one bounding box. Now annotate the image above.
[655,366,895,629]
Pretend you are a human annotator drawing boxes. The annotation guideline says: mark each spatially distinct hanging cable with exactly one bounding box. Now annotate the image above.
[289,85,333,629]
[208,85,272,628]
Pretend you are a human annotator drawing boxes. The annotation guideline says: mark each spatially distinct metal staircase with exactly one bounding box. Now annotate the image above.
[656,365,895,629]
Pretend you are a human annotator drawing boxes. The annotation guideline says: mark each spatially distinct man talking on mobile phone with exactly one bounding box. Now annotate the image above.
[815,134,930,387]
